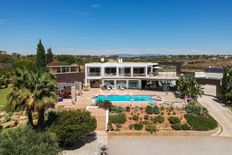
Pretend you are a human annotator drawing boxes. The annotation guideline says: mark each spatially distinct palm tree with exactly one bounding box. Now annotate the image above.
[177,75,203,100]
[35,72,57,131]
[9,69,35,127]
[9,69,57,130]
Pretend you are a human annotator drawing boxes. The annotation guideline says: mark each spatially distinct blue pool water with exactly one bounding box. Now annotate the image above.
[95,95,155,103]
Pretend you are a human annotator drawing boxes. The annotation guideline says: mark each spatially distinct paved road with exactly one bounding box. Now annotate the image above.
[198,95,232,137]
[109,136,232,155]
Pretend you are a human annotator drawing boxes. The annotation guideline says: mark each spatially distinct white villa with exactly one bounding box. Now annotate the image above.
[85,59,179,90]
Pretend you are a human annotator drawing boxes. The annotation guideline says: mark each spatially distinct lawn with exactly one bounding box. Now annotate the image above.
[0,87,12,109]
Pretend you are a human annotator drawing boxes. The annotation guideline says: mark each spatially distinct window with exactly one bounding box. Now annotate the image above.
[71,67,77,72]
[119,67,131,76]
[105,67,116,76]
[133,67,145,76]
[62,67,70,73]
[89,67,100,76]
[128,80,139,89]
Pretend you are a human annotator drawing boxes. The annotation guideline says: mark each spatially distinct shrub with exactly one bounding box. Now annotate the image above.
[95,100,102,106]
[160,106,165,111]
[48,110,96,146]
[169,106,174,111]
[173,112,176,115]
[185,114,218,131]
[171,123,182,130]
[146,106,153,114]
[145,125,157,133]
[115,124,122,131]
[141,120,149,125]
[126,106,130,112]
[144,115,149,120]
[153,105,160,114]
[181,123,191,130]
[129,124,133,129]
[133,123,143,130]
[185,104,201,115]
[45,111,58,127]
[132,115,139,121]
[98,100,113,110]
[108,124,114,131]
[111,106,124,113]
[161,112,164,115]
[168,117,180,124]
[109,113,126,124]
[0,126,60,155]
[154,115,164,123]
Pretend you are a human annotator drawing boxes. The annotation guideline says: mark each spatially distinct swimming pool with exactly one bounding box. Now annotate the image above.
[95,95,155,103]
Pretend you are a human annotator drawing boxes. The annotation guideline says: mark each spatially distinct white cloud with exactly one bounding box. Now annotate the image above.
[92,4,101,8]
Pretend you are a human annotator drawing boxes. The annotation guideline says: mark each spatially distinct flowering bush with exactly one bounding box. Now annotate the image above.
[97,100,113,110]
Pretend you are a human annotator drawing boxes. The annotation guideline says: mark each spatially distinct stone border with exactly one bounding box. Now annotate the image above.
[108,127,219,137]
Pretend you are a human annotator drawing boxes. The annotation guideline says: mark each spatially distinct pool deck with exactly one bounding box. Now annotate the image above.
[56,88,185,109]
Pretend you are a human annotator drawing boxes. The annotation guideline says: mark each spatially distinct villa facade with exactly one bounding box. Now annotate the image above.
[47,64,79,74]
[85,59,179,90]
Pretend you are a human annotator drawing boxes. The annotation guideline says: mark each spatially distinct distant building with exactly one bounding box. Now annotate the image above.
[47,64,85,84]
[0,50,7,55]
[47,64,79,74]
[12,52,21,57]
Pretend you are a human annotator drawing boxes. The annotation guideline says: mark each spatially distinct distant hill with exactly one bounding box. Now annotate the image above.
[111,54,163,57]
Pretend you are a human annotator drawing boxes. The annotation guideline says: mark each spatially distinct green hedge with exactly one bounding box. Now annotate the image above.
[146,106,153,114]
[154,115,164,123]
[171,123,182,130]
[145,125,157,133]
[153,105,160,114]
[111,106,124,113]
[109,113,126,124]
[133,123,143,130]
[132,115,139,121]
[184,114,218,131]
[168,116,180,124]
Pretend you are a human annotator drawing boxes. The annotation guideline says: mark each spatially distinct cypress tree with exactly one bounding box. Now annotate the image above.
[220,68,232,104]
[46,47,54,64]
[36,40,46,68]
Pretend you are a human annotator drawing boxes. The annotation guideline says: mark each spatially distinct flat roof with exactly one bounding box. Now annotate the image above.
[85,62,158,66]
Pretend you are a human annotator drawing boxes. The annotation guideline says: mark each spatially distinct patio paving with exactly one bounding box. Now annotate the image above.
[57,88,185,109]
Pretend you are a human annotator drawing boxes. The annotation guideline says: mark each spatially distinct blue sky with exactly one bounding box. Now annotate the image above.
[0,0,232,55]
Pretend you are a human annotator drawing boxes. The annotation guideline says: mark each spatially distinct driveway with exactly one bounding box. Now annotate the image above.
[63,131,108,155]
[109,136,232,155]
[198,95,232,137]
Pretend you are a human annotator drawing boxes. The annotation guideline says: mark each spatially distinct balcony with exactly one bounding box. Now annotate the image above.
[88,72,101,76]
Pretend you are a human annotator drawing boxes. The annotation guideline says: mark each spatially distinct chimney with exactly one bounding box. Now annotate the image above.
[117,58,123,63]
